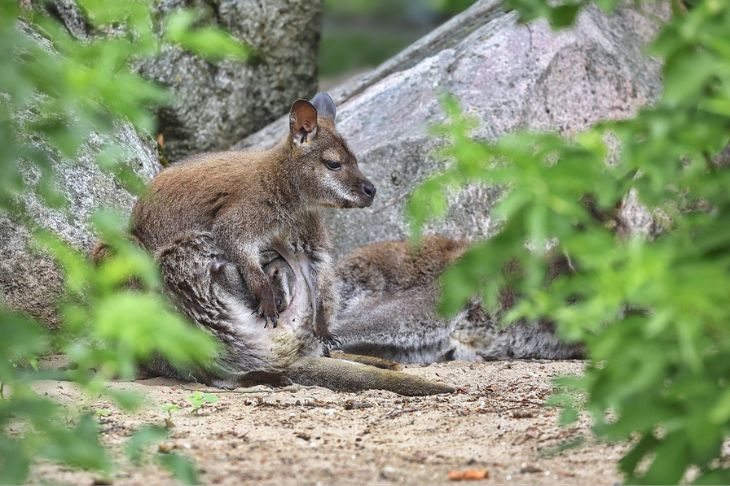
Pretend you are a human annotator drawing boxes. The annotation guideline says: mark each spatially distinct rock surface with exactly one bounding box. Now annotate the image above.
[139,0,322,161]
[240,0,669,258]
[0,126,160,326]
[42,0,323,161]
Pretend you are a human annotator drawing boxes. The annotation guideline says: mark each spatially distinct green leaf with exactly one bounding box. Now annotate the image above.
[0,310,48,363]
[164,9,253,61]
[40,414,111,472]
[157,452,199,485]
[125,426,169,465]
[0,437,30,484]
[640,433,688,485]
[549,4,581,28]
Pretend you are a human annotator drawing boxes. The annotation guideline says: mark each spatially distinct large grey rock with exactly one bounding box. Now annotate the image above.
[41,0,323,161]
[240,0,669,259]
[0,126,161,326]
[139,0,322,161]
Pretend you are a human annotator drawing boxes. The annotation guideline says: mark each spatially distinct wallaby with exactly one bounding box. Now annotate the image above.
[148,231,454,395]
[130,92,375,343]
[331,236,584,363]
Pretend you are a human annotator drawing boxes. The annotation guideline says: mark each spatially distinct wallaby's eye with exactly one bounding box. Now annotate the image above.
[324,159,342,171]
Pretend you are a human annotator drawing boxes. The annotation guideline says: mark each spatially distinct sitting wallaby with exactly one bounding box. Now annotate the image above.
[148,231,453,396]
[331,236,584,363]
[130,92,375,343]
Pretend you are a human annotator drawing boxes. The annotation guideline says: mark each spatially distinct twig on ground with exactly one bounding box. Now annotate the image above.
[384,407,420,419]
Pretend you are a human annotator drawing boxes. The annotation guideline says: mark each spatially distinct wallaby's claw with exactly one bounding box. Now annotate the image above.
[287,240,313,255]
[257,305,279,328]
[317,332,340,348]
[251,305,279,328]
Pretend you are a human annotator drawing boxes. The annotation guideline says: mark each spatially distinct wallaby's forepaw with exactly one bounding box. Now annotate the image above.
[254,303,279,328]
[252,283,279,328]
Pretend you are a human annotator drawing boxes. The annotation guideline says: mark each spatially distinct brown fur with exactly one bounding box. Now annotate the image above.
[90,241,113,265]
[129,94,375,342]
[335,235,468,294]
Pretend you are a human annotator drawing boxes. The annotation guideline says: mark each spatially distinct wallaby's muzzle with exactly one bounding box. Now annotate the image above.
[357,179,376,208]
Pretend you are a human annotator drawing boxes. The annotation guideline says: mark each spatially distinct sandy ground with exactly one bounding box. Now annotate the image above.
[30,360,627,485]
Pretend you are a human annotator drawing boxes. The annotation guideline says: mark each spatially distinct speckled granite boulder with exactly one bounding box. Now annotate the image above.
[43,0,323,161]
[138,0,322,160]
[0,126,160,326]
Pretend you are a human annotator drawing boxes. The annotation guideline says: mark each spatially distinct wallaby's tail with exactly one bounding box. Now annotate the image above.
[285,356,454,396]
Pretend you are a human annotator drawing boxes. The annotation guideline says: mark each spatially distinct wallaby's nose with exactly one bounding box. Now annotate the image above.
[362,181,376,199]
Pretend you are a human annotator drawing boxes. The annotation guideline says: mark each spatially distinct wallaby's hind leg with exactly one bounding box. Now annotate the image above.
[329,350,402,370]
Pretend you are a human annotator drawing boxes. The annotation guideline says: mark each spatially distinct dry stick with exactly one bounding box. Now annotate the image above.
[494,397,545,407]
[383,407,420,419]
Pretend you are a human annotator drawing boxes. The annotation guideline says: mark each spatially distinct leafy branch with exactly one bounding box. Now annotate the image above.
[410,1,730,483]
[0,0,251,483]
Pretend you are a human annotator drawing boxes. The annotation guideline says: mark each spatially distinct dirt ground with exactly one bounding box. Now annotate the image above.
[31,360,627,485]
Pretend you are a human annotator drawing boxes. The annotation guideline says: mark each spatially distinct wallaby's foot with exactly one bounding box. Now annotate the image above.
[274,295,286,313]
[207,258,242,289]
[209,258,227,274]
[235,370,292,388]
[266,264,289,313]
[330,351,402,371]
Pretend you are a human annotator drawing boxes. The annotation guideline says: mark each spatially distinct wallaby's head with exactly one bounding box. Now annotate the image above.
[287,92,376,209]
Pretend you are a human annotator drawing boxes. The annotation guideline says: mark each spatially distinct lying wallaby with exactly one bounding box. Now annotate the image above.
[130,92,375,343]
[148,231,453,395]
[332,236,584,363]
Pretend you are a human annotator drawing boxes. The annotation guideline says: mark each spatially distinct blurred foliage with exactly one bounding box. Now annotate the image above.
[319,29,414,80]
[319,0,475,78]
[410,0,730,483]
[187,391,219,415]
[0,0,249,483]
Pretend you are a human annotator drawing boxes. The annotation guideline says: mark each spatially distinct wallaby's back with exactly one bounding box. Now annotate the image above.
[131,150,282,253]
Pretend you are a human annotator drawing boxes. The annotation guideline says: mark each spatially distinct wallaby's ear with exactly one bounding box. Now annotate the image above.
[310,92,336,122]
[289,99,318,146]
